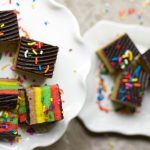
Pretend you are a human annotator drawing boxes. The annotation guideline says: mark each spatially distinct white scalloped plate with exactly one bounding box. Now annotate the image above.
[0,0,91,149]
[78,20,150,136]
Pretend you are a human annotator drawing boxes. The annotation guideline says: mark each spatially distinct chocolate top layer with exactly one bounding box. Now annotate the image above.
[103,34,140,71]
[16,37,59,78]
[141,49,150,72]
[117,66,149,106]
[0,10,19,42]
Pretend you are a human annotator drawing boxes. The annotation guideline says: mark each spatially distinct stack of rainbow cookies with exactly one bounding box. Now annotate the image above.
[96,33,150,112]
[0,79,19,140]
[0,10,64,141]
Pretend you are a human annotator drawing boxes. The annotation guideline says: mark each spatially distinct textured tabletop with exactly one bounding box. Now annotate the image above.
[36,0,150,150]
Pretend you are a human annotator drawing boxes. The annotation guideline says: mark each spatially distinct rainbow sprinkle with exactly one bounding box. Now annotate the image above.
[119,65,143,103]
[1,64,10,70]
[111,50,133,69]
[16,2,20,7]
[96,64,113,113]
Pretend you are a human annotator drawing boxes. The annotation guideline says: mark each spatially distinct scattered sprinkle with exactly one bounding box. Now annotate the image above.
[73,70,77,73]
[107,93,112,100]
[26,127,35,135]
[13,9,20,15]
[27,42,36,46]
[38,65,42,71]
[44,65,50,73]
[19,27,30,38]
[134,83,141,87]
[32,49,38,55]
[0,32,4,36]
[102,85,107,92]
[1,64,10,70]
[119,9,126,20]
[44,21,49,26]
[24,50,29,58]
[69,49,73,52]
[97,101,109,113]
[40,50,43,55]
[0,23,5,28]
[108,142,114,150]
[35,57,38,64]
[115,44,121,50]
[96,64,112,113]
[32,3,36,9]
[9,0,12,4]
[17,18,22,22]
[16,2,20,7]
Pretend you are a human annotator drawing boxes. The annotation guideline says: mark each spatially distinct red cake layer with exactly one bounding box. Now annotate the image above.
[51,85,63,121]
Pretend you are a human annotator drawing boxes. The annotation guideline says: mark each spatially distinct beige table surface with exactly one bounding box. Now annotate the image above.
[36,0,150,150]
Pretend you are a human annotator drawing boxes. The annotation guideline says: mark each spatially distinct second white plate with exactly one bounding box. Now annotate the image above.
[78,20,150,136]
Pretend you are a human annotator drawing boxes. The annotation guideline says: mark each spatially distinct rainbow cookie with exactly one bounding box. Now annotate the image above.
[0,10,19,51]
[25,84,63,125]
[14,37,59,78]
[0,79,19,110]
[96,34,140,74]
[111,65,149,108]
[0,110,19,140]
[18,89,27,123]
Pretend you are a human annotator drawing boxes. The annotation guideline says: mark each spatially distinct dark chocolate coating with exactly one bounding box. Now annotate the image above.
[104,34,140,70]
[16,37,59,78]
[0,94,18,109]
[0,10,19,42]
[117,66,149,106]
[141,49,150,73]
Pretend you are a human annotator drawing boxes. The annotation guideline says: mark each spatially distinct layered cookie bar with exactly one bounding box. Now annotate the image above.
[14,37,59,78]
[0,79,19,110]
[0,10,20,51]
[25,85,63,125]
[0,110,19,140]
[111,65,149,108]
[96,34,140,74]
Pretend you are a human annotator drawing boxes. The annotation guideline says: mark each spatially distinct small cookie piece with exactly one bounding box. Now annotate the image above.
[25,85,63,125]
[14,37,59,78]
[96,34,140,74]
[0,79,19,110]
[18,89,27,123]
[139,49,150,74]
[111,65,149,108]
[0,10,20,51]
